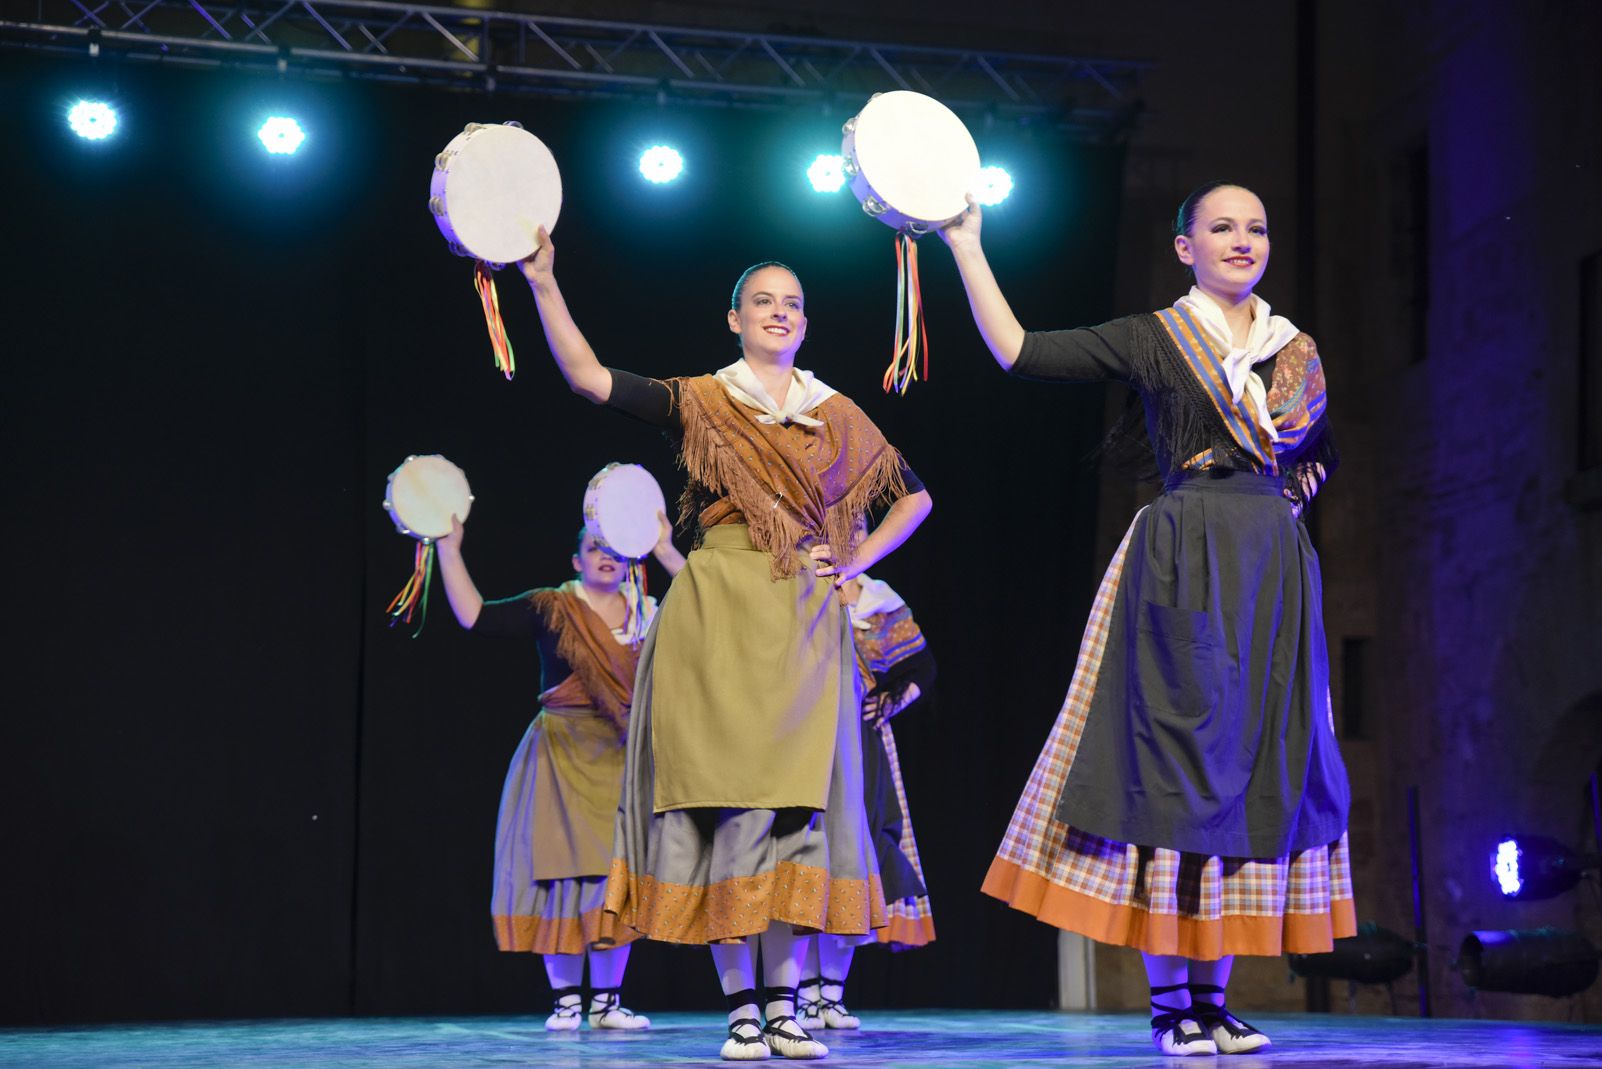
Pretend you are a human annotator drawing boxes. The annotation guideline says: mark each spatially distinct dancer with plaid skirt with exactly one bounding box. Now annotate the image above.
[937,182,1355,1056]
[799,563,938,1032]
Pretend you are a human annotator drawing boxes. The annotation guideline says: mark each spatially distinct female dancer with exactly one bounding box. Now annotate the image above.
[519,231,933,1060]
[939,182,1353,1055]
[435,514,682,1031]
[799,561,937,1032]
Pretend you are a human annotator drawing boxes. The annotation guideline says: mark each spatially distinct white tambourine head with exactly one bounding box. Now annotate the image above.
[386,455,473,541]
[852,91,980,226]
[434,124,562,264]
[582,463,666,560]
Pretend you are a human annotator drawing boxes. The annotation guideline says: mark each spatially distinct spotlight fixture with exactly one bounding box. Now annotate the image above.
[638,145,684,184]
[973,164,1014,206]
[1491,834,1600,900]
[1288,923,1415,985]
[1457,929,1600,997]
[257,116,306,155]
[67,100,118,141]
[807,153,847,193]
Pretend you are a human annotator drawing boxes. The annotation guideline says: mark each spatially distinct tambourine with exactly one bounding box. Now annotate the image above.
[383,454,474,633]
[582,463,666,560]
[842,90,980,236]
[428,121,563,379]
[581,463,666,645]
[841,91,981,395]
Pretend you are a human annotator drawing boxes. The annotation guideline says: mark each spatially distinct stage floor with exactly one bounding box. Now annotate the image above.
[1,1010,1598,1068]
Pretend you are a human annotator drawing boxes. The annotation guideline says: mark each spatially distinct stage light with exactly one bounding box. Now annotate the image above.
[1491,834,1600,900]
[973,165,1014,207]
[67,100,118,141]
[1457,929,1600,997]
[638,145,684,184]
[807,154,846,193]
[257,116,306,155]
[1288,923,1414,985]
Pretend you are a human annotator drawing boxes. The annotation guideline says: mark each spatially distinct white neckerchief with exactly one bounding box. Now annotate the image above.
[846,573,906,630]
[1174,287,1300,442]
[715,359,836,428]
[573,582,657,646]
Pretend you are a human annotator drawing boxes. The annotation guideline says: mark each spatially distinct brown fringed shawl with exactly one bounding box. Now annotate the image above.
[673,375,908,579]
[529,582,638,736]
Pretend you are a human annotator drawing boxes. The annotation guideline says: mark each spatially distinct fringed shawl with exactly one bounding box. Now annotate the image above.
[1102,314,1336,495]
[673,375,909,579]
[529,581,637,737]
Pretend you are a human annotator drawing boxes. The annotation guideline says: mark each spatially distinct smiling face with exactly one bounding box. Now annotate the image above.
[1173,185,1270,302]
[571,527,626,593]
[727,265,807,360]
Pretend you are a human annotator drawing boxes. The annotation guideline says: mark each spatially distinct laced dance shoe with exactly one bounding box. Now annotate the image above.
[587,988,651,1030]
[1189,982,1271,1054]
[1149,982,1217,1056]
[545,988,583,1032]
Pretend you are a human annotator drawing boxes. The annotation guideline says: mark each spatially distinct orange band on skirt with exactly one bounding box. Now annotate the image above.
[494,905,641,955]
[982,856,1356,959]
[606,857,885,945]
[876,913,936,949]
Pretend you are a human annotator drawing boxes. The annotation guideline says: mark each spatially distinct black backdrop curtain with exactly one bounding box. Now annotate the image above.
[1,52,1124,1024]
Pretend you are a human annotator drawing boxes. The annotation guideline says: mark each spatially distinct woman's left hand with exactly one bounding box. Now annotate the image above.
[810,543,861,586]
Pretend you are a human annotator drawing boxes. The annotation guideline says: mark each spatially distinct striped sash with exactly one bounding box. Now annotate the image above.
[1155,304,1279,474]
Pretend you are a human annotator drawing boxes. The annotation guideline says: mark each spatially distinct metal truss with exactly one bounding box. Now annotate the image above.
[0,0,1147,137]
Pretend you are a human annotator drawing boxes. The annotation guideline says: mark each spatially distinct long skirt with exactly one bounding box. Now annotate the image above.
[983,472,1356,959]
[492,707,640,954]
[865,720,935,949]
[604,527,886,944]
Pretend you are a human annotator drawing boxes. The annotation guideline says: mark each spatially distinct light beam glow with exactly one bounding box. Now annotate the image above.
[1493,838,1523,897]
[807,154,847,193]
[973,165,1014,207]
[257,116,306,155]
[67,100,118,141]
[638,145,685,184]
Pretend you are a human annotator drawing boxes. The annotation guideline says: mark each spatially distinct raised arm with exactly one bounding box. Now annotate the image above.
[652,509,687,578]
[937,197,1026,371]
[519,226,613,403]
[433,516,484,629]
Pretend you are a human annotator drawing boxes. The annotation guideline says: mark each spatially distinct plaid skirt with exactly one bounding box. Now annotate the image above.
[873,720,934,949]
[982,496,1356,959]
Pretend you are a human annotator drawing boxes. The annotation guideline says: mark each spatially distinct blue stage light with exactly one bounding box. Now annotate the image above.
[1493,837,1523,897]
[639,145,684,184]
[257,116,306,155]
[973,165,1014,207]
[807,154,847,193]
[1491,834,1599,900]
[67,100,118,141]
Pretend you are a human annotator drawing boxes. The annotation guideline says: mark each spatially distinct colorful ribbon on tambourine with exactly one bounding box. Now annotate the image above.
[625,560,650,646]
[386,539,436,636]
[883,232,929,395]
[474,260,516,380]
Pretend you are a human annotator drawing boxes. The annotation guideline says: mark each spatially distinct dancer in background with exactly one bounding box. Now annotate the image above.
[799,553,937,1032]
[435,513,682,1031]
[520,229,932,1061]
[938,182,1353,1056]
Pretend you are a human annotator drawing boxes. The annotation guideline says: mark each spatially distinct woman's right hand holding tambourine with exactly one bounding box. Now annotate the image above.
[518,225,556,288]
[437,514,466,555]
[937,194,983,252]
